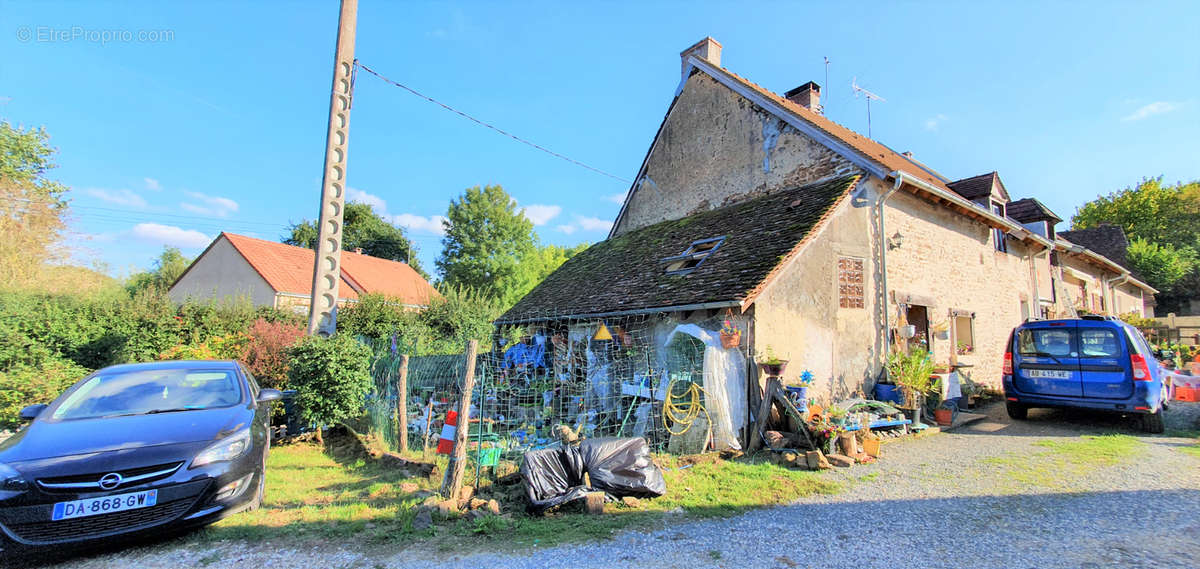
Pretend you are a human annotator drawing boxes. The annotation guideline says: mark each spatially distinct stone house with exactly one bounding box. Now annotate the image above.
[497,38,1153,443]
[169,232,438,313]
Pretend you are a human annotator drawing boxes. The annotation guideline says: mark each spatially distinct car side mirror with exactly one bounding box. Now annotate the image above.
[19,404,47,421]
[256,389,283,404]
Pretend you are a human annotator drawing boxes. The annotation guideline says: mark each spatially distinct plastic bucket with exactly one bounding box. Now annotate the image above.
[874,383,903,405]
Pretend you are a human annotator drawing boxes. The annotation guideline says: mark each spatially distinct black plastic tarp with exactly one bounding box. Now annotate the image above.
[520,437,666,514]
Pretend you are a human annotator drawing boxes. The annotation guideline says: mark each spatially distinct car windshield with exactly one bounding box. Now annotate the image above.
[51,368,242,420]
[1018,328,1074,357]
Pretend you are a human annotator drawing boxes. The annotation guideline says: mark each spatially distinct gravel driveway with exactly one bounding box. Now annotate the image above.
[36,402,1200,569]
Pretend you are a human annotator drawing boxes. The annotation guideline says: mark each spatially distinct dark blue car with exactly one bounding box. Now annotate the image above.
[1002,316,1170,433]
[0,360,279,554]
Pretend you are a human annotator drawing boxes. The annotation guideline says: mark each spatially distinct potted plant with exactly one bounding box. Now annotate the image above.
[757,346,788,377]
[785,370,815,409]
[858,425,881,457]
[827,404,848,426]
[886,348,936,425]
[719,318,741,349]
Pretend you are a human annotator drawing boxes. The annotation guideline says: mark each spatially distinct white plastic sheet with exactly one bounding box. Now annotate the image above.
[664,324,746,450]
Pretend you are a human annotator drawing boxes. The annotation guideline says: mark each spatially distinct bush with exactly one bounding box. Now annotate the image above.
[286,334,372,428]
[0,355,90,430]
[243,319,304,389]
[158,332,250,361]
[337,287,501,356]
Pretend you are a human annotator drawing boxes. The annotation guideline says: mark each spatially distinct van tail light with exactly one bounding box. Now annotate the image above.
[1003,351,1013,375]
[1131,354,1152,381]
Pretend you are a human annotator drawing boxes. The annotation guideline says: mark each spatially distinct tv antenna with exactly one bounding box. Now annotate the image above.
[851,77,885,138]
[823,57,830,113]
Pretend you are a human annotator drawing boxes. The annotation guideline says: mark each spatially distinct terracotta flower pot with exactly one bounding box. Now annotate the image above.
[720,331,741,349]
[934,408,953,426]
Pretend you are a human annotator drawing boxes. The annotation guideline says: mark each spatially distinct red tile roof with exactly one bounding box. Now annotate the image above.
[221,233,437,306]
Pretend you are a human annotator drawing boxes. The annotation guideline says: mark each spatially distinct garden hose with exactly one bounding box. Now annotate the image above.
[663,379,711,436]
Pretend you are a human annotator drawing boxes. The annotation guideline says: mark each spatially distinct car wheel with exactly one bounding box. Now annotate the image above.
[1006,401,1028,420]
[1141,408,1165,434]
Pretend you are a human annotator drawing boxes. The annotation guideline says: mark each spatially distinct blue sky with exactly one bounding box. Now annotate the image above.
[3,0,1197,278]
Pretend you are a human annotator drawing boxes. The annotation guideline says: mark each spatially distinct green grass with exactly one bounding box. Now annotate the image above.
[1169,430,1200,458]
[198,443,838,551]
[984,434,1146,488]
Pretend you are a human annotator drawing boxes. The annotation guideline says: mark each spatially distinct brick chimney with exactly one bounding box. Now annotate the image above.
[680,37,722,78]
[785,81,821,113]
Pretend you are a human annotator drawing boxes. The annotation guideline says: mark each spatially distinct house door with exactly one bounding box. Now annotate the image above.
[906,305,930,352]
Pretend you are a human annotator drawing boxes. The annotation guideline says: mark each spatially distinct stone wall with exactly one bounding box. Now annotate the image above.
[612,72,858,236]
[881,189,1040,387]
[751,184,879,403]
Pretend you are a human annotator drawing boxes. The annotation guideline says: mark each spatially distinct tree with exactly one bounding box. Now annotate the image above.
[127,246,193,292]
[1071,177,1200,251]
[1126,238,1196,292]
[508,242,589,304]
[0,122,70,288]
[437,185,536,306]
[284,202,428,280]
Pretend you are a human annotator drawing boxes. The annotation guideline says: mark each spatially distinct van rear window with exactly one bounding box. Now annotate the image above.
[1079,329,1121,357]
[1017,329,1073,357]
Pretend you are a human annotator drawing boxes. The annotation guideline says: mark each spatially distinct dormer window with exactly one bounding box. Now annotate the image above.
[662,236,725,275]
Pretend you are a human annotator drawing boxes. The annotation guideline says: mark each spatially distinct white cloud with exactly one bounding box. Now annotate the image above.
[143,177,161,191]
[180,191,239,217]
[556,224,577,235]
[923,114,948,131]
[577,216,613,232]
[1121,101,1180,122]
[393,213,447,236]
[520,204,562,226]
[84,188,147,208]
[347,187,388,212]
[604,191,627,205]
[129,223,211,249]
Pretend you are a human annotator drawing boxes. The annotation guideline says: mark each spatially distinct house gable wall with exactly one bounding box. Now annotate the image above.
[168,236,278,307]
[750,180,879,401]
[613,72,860,236]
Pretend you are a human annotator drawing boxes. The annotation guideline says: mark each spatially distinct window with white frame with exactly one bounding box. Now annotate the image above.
[953,313,975,355]
[991,201,1007,253]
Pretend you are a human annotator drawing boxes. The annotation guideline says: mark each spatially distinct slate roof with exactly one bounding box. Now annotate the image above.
[1058,225,1142,280]
[217,233,438,305]
[1006,198,1062,224]
[947,172,1009,202]
[499,175,860,323]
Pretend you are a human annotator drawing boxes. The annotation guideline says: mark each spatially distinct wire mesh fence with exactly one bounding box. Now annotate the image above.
[359,308,755,470]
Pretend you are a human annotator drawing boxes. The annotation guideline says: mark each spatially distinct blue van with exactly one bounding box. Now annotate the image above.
[1002,315,1170,433]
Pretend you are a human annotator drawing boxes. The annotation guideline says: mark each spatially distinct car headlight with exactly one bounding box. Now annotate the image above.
[0,462,29,498]
[192,429,251,468]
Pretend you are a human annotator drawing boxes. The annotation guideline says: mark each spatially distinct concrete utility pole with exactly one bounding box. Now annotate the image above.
[307,0,358,336]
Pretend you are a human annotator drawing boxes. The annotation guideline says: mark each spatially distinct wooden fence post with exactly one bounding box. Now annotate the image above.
[396,354,409,454]
[441,339,478,499]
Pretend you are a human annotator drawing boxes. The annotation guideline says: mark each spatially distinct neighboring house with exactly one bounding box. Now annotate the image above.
[169,233,438,313]
[496,38,1154,445]
[1057,225,1154,317]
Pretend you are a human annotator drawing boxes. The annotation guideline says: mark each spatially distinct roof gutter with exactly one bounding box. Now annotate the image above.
[888,170,1053,250]
[495,300,742,325]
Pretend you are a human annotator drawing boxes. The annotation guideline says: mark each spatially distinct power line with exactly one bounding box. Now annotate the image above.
[354,60,632,184]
